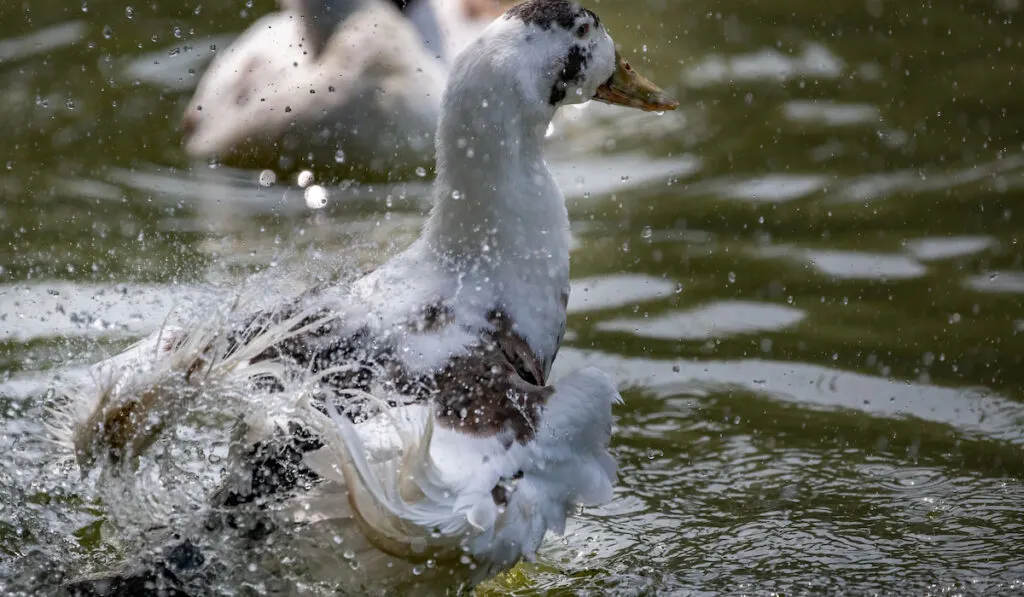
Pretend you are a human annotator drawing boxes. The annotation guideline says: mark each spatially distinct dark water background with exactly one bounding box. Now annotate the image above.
[1,0,1023,594]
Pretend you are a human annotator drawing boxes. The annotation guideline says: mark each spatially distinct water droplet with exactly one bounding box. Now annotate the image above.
[415,166,427,177]
[334,149,346,164]
[173,26,182,39]
[727,271,737,284]
[450,189,463,200]
[257,169,276,187]
[125,5,134,18]
[305,185,328,209]
[343,549,355,560]
[674,282,683,294]
[102,25,113,39]
[296,170,314,188]
[641,226,653,239]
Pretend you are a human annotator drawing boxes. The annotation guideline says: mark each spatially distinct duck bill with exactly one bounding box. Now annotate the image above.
[593,51,679,112]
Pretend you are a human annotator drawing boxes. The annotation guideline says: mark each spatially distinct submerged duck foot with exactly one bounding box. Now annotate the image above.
[62,539,204,597]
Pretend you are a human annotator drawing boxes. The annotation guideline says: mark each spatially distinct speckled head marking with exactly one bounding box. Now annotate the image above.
[550,44,589,104]
[502,0,608,106]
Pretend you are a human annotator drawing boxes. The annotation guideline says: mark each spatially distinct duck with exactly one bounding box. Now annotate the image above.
[57,1,677,594]
[180,0,505,177]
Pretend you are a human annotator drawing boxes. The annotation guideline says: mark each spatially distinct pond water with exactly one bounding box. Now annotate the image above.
[2,0,1024,594]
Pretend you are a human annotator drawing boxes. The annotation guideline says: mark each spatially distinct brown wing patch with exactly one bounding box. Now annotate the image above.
[432,310,551,444]
[199,298,551,443]
[491,310,546,387]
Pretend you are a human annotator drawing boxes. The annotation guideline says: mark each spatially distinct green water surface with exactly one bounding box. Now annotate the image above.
[1,0,1023,594]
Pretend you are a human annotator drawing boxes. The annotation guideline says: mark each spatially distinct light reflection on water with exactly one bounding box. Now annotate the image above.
[2,0,1024,594]
[595,300,807,340]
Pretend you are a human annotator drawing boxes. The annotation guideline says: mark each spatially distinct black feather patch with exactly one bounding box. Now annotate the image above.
[506,0,600,31]
[549,44,590,105]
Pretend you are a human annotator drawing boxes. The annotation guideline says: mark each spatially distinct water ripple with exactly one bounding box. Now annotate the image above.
[554,349,1024,447]
[0,21,86,64]
[595,300,806,340]
[683,43,844,87]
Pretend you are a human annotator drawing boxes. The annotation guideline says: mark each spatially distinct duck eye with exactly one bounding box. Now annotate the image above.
[575,23,589,38]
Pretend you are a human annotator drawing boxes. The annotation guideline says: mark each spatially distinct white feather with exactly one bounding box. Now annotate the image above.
[292,365,620,585]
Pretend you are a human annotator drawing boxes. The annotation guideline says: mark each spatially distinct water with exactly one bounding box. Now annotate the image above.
[2,0,1024,594]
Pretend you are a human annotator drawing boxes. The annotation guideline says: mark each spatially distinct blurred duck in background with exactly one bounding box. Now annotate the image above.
[181,0,508,178]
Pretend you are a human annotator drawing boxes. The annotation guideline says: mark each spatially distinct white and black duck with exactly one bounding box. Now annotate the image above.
[56,1,677,594]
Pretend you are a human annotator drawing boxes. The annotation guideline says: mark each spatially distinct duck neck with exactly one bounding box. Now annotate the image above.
[422,80,570,300]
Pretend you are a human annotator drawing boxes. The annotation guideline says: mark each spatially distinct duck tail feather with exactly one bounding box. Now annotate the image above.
[308,397,481,562]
